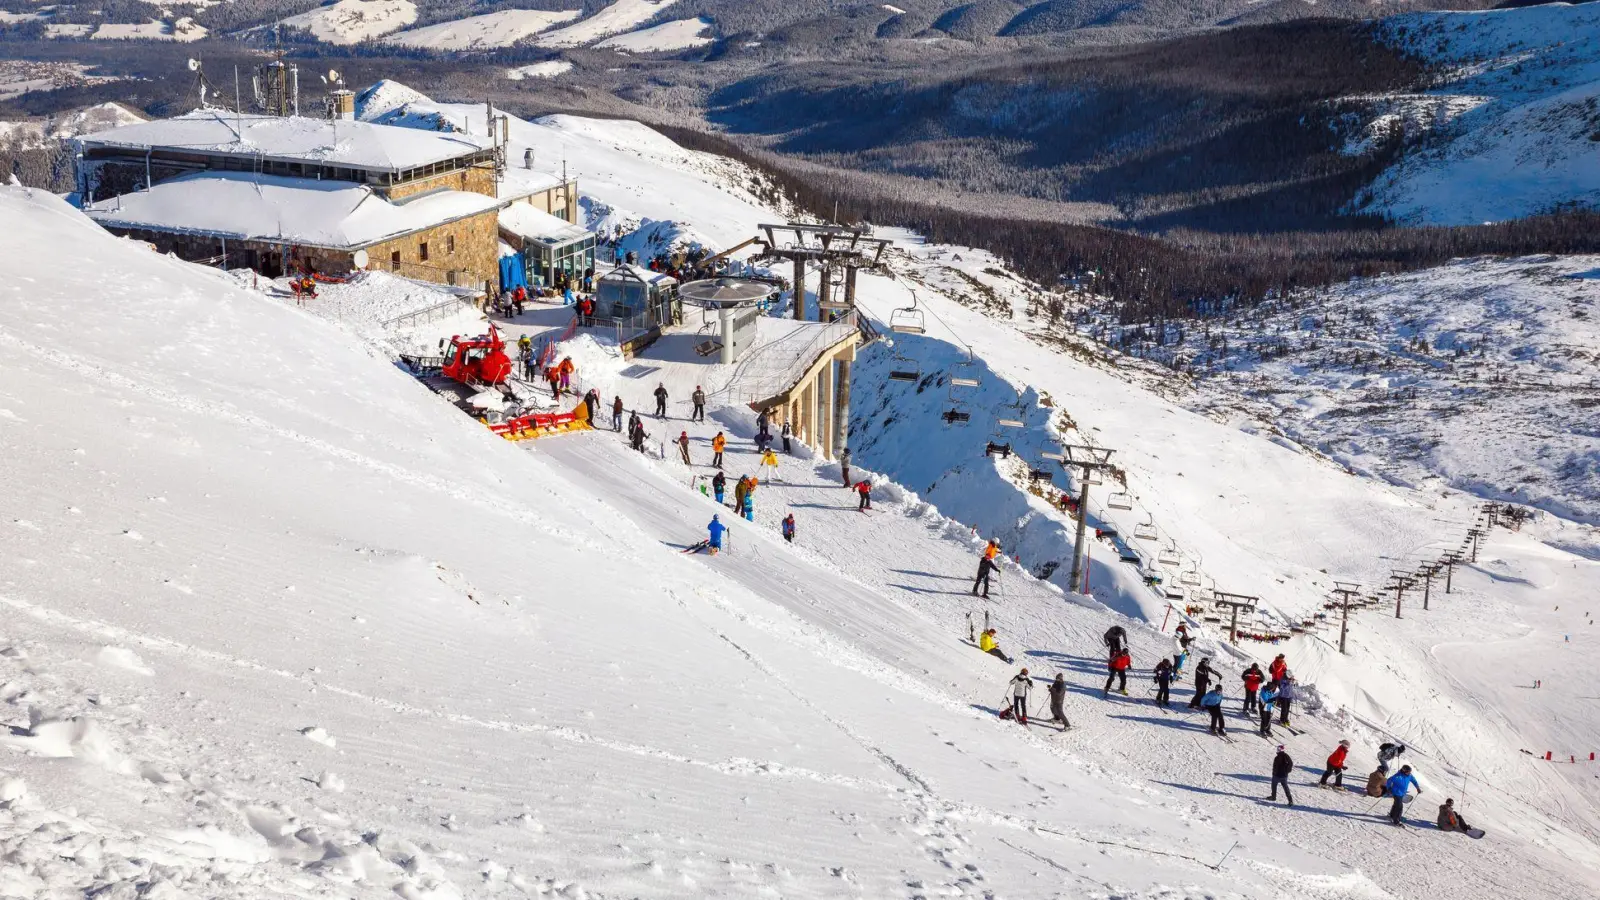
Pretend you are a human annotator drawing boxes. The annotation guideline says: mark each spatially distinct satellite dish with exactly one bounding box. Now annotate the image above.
[187,58,201,72]
[328,68,341,83]
[352,249,369,270]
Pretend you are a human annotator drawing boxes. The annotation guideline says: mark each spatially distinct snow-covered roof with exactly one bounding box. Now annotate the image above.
[82,171,500,249]
[601,263,677,286]
[499,203,590,246]
[498,167,566,201]
[78,109,492,173]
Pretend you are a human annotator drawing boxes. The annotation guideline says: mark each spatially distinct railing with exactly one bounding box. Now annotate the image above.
[383,295,480,330]
[713,312,857,406]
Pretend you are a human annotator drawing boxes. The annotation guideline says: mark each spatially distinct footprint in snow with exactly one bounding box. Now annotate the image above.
[299,726,336,748]
[96,646,154,676]
[123,530,144,541]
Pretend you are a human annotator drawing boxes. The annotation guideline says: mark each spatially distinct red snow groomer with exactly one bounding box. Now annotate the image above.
[399,325,590,440]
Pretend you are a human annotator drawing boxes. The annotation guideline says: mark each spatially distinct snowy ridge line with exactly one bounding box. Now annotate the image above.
[0,592,906,795]
[0,323,573,541]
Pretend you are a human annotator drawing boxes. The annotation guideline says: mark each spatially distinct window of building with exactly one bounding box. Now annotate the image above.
[446,270,457,286]
[390,251,401,270]
[446,234,455,254]
[419,242,429,262]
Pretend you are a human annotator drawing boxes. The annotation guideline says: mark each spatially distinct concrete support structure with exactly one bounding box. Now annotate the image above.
[844,265,858,306]
[819,360,834,462]
[750,316,861,462]
[818,264,833,312]
[834,354,853,458]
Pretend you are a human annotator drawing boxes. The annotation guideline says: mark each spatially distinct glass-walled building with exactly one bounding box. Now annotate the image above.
[498,204,595,290]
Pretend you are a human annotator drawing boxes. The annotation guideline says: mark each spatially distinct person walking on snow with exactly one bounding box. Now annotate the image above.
[781,513,796,544]
[840,447,852,487]
[1385,765,1422,826]
[1104,625,1127,659]
[691,386,705,422]
[761,448,781,483]
[583,389,598,425]
[741,480,756,522]
[612,396,624,431]
[1321,740,1351,788]
[678,431,692,465]
[653,382,669,418]
[631,423,648,454]
[712,471,727,505]
[1153,658,1174,708]
[711,432,726,469]
[1376,742,1406,775]
[781,420,792,454]
[1048,673,1071,729]
[1277,675,1298,726]
[1201,686,1226,735]
[1008,669,1032,725]
[1103,649,1131,697]
[1188,658,1213,709]
[1269,745,1296,806]
[707,515,726,555]
[733,476,749,513]
[1258,682,1279,738]
[1241,664,1264,714]
[972,553,997,599]
[856,479,872,511]
[1174,630,1193,678]
[756,408,770,439]
[979,628,1013,664]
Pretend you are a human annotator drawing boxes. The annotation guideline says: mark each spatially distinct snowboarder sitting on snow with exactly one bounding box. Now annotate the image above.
[1201,686,1226,735]
[1188,657,1213,709]
[1103,650,1131,697]
[1376,742,1406,775]
[1321,739,1351,788]
[1048,673,1070,729]
[1153,658,1174,707]
[712,471,727,504]
[707,515,726,555]
[1269,745,1295,806]
[1385,765,1422,826]
[782,513,796,544]
[972,553,997,599]
[1437,798,1474,834]
[856,479,872,511]
[979,628,1013,664]
[1241,663,1264,714]
[1008,669,1032,725]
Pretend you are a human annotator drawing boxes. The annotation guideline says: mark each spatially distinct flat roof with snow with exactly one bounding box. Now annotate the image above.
[499,204,590,246]
[78,109,493,174]
[82,171,500,250]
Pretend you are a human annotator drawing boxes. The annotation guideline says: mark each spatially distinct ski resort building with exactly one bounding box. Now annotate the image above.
[73,109,585,291]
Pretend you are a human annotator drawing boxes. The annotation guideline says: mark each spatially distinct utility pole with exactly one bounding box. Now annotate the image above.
[1212,591,1259,645]
[1332,581,1361,654]
[1441,550,1462,593]
[1061,444,1117,595]
[1388,571,1413,619]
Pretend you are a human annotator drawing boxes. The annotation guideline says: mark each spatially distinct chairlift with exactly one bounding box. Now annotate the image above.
[1158,545,1181,566]
[985,441,1012,458]
[888,344,921,383]
[889,306,926,334]
[1181,569,1201,586]
[1107,491,1133,510]
[1118,549,1141,564]
[1164,588,1186,602]
[1028,468,1053,483]
[942,408,971,425]
[997,417,1025,429]
[1041,450,1065,462]
[950,353,980,388]
[1133,515,1158,541]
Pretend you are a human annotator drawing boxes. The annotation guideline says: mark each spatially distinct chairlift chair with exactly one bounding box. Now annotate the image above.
[888,344,921,383]
[985,441,1012,458]
[1180,569,1201,586]
[1133,516,1158,541]
[1041,450,1065,462]
[889,306,926,335]
[1107,491,1133,510]
[997,417,1025,428]
[1029,468,1053,483]
[1158,545,1181,566]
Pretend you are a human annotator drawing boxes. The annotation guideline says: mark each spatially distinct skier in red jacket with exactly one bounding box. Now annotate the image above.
[855,479,872,511]
[1242,664,1265,714]
[1268,654,1288,683]
[1103,651,1131,697]
[1320,740,1351,788]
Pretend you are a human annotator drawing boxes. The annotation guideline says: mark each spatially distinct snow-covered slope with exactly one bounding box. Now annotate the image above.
[280,0,417,44]
[1358,3,1600,224]
[381,9,580,50]
[536,0,681,48]
[595,16,713,52]
[90,16,207,41]
[505,60,574,80]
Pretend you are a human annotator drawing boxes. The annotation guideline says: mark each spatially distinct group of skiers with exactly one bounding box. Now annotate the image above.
[985,622,1476,833]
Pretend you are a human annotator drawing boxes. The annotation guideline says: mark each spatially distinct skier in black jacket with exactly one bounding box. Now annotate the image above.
[1103,625,1127,659]
[1153,658,1174,708]
[653,382,669,418]
[1269,745,1296,806]
[1188,658,1213,709]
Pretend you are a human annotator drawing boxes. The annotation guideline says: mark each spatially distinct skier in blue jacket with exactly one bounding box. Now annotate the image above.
[1257,683,1279,738]
[1385,765,1422,826]
[707,515,727,555]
